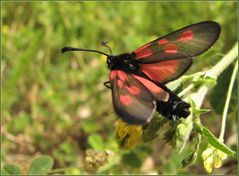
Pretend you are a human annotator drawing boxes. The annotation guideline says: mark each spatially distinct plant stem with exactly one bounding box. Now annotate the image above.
[178,84,194,97]
[209,43,238,77]
[187,43,237,150]
[190,42,238,110]
[190,85,209,107]
[185,43,238,105]
[178,43,238,98]
[219,60,238,142]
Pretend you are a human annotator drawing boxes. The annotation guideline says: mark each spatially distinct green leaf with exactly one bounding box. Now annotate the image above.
[142,115,167,142]
[177,118,193,152]
[88,133,105,151]
[181,132,201,168]
[192,74,217,90]
[209,64,237,114]
[201,126,236,157]
[8,113,31,133]
[163,121,178,148]
[181,152,196,168]
[28,155,54,174]
[122,152,142,168]
[2,164,22,175]
[82,119,101,133]
[166,78,183,93]
[97,155,121,174]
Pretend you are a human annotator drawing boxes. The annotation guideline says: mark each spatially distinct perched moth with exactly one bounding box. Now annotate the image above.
[62,21,220,125]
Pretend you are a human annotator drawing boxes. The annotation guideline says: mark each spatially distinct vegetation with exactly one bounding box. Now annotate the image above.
[2,2,237,174]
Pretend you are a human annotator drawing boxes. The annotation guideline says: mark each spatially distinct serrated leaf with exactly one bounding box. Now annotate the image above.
[201,126,236,157]
[193,74,216,91]
[163,122,178,148]
[209,64,237,114]
[142,115,167,142]
[2,164,22,175]
[28,155,54,174]
[88,133,105,151]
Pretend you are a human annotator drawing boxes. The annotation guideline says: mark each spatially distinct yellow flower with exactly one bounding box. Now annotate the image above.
[115,119,143,149]
[202,144,227,173]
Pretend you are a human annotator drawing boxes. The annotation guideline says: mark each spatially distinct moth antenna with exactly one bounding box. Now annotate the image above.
[61,47,109,57]
[101,41,113,55]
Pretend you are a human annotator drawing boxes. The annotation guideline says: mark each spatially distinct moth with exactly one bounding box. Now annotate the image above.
[62,21,220,125]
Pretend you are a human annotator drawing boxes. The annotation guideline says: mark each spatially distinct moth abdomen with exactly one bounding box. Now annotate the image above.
[156,94,190,121]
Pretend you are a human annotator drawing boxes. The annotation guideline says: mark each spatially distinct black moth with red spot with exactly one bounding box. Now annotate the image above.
[62,21,220,125]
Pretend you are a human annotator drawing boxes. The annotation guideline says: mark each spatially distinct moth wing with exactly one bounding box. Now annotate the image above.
[140,58,192,84]
[134,21,220,63]
[110,70,169,124]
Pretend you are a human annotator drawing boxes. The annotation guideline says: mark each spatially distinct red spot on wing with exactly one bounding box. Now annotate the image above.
[165,43,178,53]
[135,43,151,53]
[135,48,154,59]
[158,39,168,45]
[140,60,180,83]
[110,70,117,80]
[118,70,127,81]
[117,80,123,88]
[126,85,140,95]
[133,75,163,93]
[120,95,132,106]
[178,30,193,42]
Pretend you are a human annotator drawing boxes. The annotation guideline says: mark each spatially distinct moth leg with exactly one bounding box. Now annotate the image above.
[104,81,112,89]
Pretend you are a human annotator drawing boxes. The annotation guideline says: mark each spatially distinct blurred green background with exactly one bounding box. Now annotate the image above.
[2,1,237,174]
